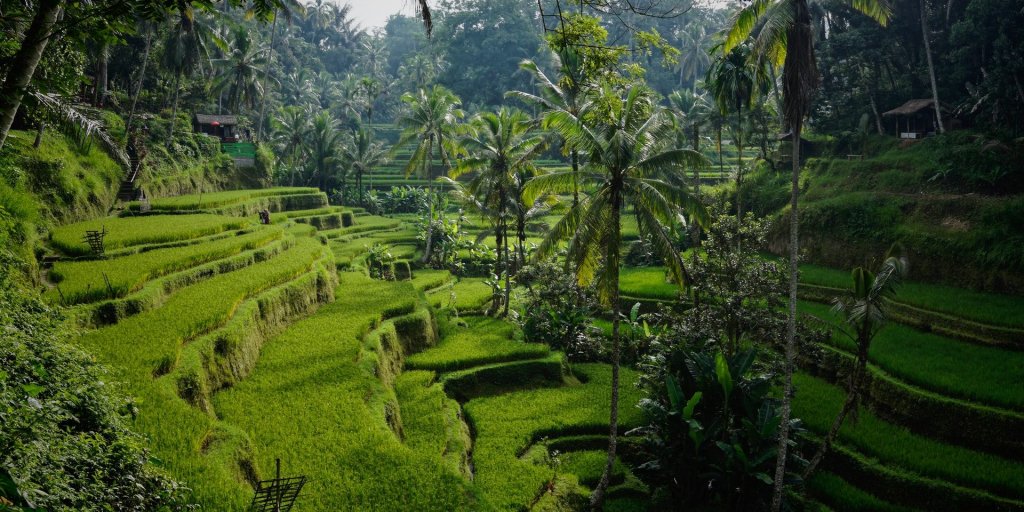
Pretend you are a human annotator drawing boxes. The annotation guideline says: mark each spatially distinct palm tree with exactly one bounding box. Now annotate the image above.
[340,124,389,205]
[306,111,341,191]
[724,1,890,508]
[448,108,547,316]
[213,27,268,113]
[256,0,305,141]
[525,86,708,508]
[508,46,588,207]
[162,4,217,146]
[668,89,710,245]
[272,106,310,185]
[920,0,945,133]
[706,42,758,221]
[803,250,907,479]
[395,85,463,263]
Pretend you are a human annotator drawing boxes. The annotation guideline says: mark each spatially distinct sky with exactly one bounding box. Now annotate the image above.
[346,0,415,30]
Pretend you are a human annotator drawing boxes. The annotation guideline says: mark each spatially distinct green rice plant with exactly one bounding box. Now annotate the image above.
[619,266,681,301]
[268,206,347,222]
[556,450,628,488]
[800,262,1024,328]
[213,273,472,510]
[800,301,1024,410]
[395,370,472,476]
[807,472,922,512]
[49,226,283,304]
[319,215,402,239]
[411,270,452,292]
[426,278,493,311]
[50,214,250,256]
[406,316,550,372]
[464,364,645,510]
[793,373,1024,500]
[132,187,319,211]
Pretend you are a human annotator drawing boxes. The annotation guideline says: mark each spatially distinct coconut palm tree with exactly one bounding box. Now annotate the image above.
[524,85,708,508]
[508,46,588,207]
[162,4,217,146]
[272,106,310,185]
[706,42,759,221]
[340,124,389,205]
[395,85,463,263]
[448,108,547,316]
[306,111,341,191]
[668,89,711,246]
[803,250,907,479]
[256,0,305,141]
[213,27,268,113]
[724,1,890,508]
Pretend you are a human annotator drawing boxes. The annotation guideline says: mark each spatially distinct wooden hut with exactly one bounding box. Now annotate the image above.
[882,99,946,139]
[193,114,241,142]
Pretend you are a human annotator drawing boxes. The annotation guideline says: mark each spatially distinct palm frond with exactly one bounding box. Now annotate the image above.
[29,92,130,172]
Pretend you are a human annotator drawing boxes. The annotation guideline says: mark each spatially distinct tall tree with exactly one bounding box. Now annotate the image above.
[213,27,268,113]
[162,4,216,146]
[724,0,891,509]
[271,105,310,186]
[306,110,341,191]
[803,251,907,479]
[920,0,945,133]
[526,85,707,509]
[340,124,389,204]
[667,89,710,246]
[706,43,758,222]
[449,108,547,315]
[509,46,588,207]
[395,85,463,263]
[0,0,63,149]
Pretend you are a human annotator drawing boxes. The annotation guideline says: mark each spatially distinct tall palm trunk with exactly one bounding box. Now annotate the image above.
[920,0,945,133]
[421,136,436,263]
[125,29,153,138]
[803,322,869,478]
[167,73,182,147]
[691,124,702,247]
[571,149,580,207]
[93,43,109,107]
[256,10,279,142]
[0,0,62,150]
[503,217,511,317]
[735,106,744,223]
[772,121,802,512]
[592,191,622,510]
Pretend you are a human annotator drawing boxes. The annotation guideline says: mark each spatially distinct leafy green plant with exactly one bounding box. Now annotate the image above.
[365,242,396,280]
[515,261,602,362]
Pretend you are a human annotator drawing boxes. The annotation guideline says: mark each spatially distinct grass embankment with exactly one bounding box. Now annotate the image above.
[49,226,282,304]
[793,374,1024,501]
[49,214,249,256]
[132,187,319,211]
[426,278,493,311]
[406,316,549,372]
[799,301,1024,411]
[800,262,1024,328]
[465,364,644,510]
[76,236,331,508]
[214,273,472,510]
[807,472,922,512]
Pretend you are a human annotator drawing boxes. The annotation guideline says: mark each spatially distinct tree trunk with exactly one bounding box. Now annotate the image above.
[33,121,46,148]
[0,0,63,150]
[691,124,702,247]
[571,149,580,208]
[735,107,744,223]
[93,42,109,107]
[167,73,182,147]
[920,0,945,134]
[869,94,884,135]
[125,29,153,139]
[503,217,511,317]
[591,193,622,510]
[256,10,279,142]
[803,330,869,479]
[421,138,435,263]
[771,121,802,512]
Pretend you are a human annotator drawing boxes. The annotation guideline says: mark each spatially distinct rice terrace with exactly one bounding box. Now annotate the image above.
[1,0,1023,511]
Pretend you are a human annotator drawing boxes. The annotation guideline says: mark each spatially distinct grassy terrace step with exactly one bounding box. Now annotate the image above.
[407,317,550,372]
[799,261,1024,330]
[50,214,249,256]
[74,238,331,508]
[426,278,493,312]
[794,374,1024,507]
[808,472,922,512]
[395,370,472,477]
[128,187,320,211]
[214,273,471,510]
[800,301,1024,411]
[49,226,283,304]
[465,364,644,510]
[318,215,402,239]
[411,270,453,292]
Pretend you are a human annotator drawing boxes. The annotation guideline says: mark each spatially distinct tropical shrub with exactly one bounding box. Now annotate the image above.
[632,347,804,511]
[365,242,396,281]
[515,261,602,362]
[0,253,187,511]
